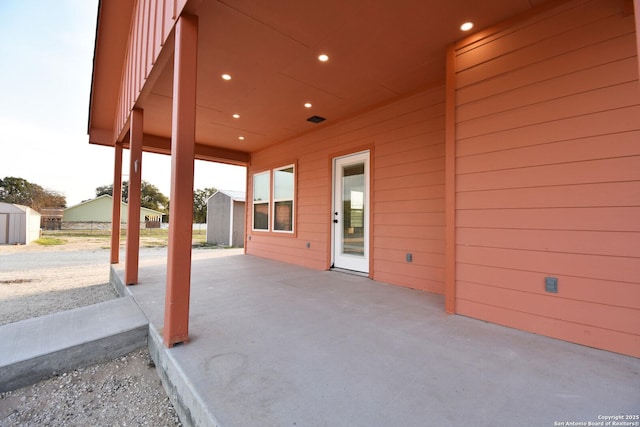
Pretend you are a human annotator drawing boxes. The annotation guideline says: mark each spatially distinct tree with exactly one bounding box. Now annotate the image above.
[193,187,217,223]
[96,182,128,202]
[97,182,218,223]
[0,176,66,210]
[96,181,168,212]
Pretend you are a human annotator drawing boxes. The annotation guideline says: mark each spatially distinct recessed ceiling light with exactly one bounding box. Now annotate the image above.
[318,54,329,62]
[232,113,240,119]
[238,136,245,140]
[221,74,232,80]
[460,22,474,31]
[304,103,312,108]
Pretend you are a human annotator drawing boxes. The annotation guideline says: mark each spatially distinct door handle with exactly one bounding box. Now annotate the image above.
[333,219,339,223]
[334,211,338,223]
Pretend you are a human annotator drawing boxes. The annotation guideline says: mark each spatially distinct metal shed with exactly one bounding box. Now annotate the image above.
[0,202,41,244]
[206,190,245,247]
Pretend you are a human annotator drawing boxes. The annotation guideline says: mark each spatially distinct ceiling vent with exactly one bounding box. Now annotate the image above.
[307,115,326,124]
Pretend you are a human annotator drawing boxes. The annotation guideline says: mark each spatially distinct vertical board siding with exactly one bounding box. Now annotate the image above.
[247,87,446,293]
[114,0,187,140]
[454,0,640,356]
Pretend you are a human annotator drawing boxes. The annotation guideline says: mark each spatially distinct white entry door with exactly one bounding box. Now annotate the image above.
[332,151,370,273]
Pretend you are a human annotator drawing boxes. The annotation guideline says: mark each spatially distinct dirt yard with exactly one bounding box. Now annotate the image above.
[0,235,135,325]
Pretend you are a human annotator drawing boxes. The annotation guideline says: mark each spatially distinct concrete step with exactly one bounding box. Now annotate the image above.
[0,296,148,393]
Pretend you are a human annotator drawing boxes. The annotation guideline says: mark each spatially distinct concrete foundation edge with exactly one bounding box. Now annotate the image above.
[111,266,129,298]
[148,327,223,427]
[0,326,147,393]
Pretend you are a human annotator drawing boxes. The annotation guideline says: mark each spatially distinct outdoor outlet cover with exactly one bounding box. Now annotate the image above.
[545,277,558,293]
[406,253,412,262]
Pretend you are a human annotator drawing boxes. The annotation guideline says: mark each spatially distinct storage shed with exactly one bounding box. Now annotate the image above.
[206,190,245,247]
[0,202,41,244]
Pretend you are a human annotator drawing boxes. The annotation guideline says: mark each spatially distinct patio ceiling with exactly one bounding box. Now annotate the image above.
[91,0,553,161]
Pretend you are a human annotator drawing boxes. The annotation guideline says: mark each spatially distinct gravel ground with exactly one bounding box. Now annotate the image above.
[0,349,181,427]
[0,238,182,427]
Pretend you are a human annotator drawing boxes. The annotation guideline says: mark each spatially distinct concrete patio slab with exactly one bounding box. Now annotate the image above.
[0,296,148,393]
[112,251,640,427]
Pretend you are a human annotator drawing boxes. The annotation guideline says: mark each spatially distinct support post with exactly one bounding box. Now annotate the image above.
[444,45,457,314]
[110,142,123,264]
[164,14,198,347]
[124,108,144,285]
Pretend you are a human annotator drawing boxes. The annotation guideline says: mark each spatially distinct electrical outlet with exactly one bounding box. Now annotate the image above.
[545,277,558,293]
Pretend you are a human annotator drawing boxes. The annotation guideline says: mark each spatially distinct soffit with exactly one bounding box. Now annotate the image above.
[133,0,553,154]
[88,0,135,135]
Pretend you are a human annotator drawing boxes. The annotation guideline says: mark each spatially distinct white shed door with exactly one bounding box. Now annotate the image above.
[0,214,7,244]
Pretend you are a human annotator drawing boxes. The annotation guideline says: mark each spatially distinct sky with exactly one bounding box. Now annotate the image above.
[0,0,246,207]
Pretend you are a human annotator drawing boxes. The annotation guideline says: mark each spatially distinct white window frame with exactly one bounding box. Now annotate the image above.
[272,164,295,234]
[252,171,271,231]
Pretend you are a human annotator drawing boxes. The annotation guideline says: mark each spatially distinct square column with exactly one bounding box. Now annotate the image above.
[124,108,144,285]
[635,0,640,76]
[164,14,198,347]
[444,45,457,314]
[110,142,123,264]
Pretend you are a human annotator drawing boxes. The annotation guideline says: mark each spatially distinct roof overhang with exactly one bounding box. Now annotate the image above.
[88,0,556,166]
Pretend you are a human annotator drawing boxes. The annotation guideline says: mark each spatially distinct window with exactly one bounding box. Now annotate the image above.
[253,171,270,231]
[273,165,295,232]
[251,164,296,234]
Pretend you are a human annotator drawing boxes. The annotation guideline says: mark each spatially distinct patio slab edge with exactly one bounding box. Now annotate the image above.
[148,327,223,427]
[111,264,223,427]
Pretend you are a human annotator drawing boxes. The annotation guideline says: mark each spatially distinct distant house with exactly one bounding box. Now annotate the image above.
[206,190,245,247]
[63,195,164,229]
[0,202,41,244]
[40,207,64,230]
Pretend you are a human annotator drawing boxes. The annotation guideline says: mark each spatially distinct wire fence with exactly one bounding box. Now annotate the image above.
[41,223,208,238]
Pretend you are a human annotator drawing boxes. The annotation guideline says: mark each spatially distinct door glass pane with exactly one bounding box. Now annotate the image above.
[342,163,365,256]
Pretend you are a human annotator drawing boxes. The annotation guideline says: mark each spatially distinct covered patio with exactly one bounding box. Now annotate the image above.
[111,251,639,426]
[89,0,640,358]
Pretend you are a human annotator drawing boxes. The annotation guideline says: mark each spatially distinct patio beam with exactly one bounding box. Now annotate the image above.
[124,108,144,285]
[102,133,249,166]
[141,133,250,166]
[110,141,123,264]
[164,13,198,348]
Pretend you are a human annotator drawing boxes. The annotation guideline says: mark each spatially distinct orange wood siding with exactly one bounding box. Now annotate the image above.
[247,87,446,293]
[114,0,187,140]
[453,0,640,356]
